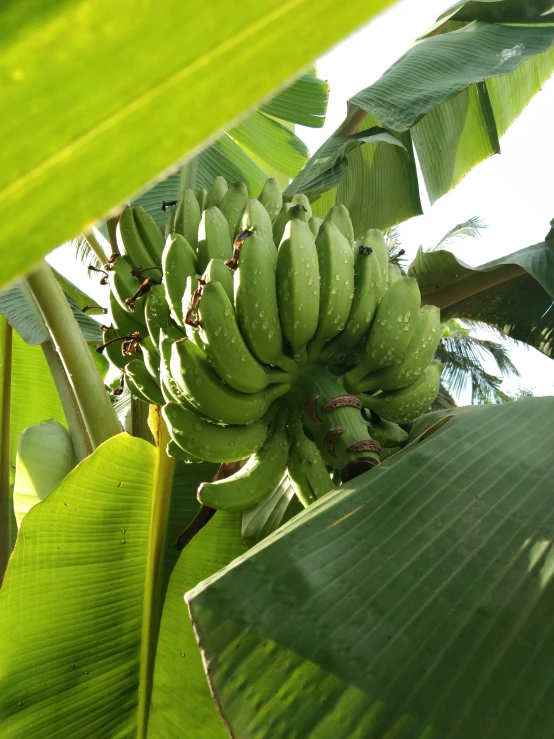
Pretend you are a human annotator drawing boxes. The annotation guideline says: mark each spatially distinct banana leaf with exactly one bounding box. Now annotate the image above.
[188,397,554,738]
[287,10,554,235]
[410,229,554,357]
[0,429,246,738]
[0,0,389,288]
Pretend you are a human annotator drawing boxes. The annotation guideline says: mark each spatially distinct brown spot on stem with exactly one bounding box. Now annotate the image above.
[321,395,362,413]
[346,440,382,455]
[324,428,346,457]
[304,396,322,424]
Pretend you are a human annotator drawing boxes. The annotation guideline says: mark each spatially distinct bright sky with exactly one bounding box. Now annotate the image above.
[295,0,554,402]
[50,0,554,402]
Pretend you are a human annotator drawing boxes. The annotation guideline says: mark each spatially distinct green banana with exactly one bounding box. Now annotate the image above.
[203,257,234,304]
[170,338,290,425]
[308,216,323,239]
[206,175,228,209]
[100,328,135,370]
[323,205,355,248]
[116,206,154,269]
[173,188,201,248]
[197,281,290,393]
[367,417,410,448]
[220,181,249,238]
[239,198,273,239]
[359,361,444,424]
[258,178,283,223]
[287,414,336,503]
[125,359,164,406]
[273,203,310,246]
[351,306,442,393]
[319,242,383,362]
[139,336,161,381]
[234,232,295,372]
[196,206,233,273]
[159,327,198,410]
[161,233,197,327]
[387,262,402,285]
[345,276,421,387]
[145,284,171,346]
[166,440,202,463]
[361,230,389,292]
[276,219,320,363]
[134,206,165,264]
[197,413,289,511]
[308,221,355,360]
[290,193,312,220]
[108,256,147,324]
[162,402,269,463]
[195,187,208,212]
[109,290,144,336]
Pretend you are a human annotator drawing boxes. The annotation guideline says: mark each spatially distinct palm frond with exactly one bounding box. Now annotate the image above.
[432,383,457,411]
[436,331,518,405]
[459,319,529,351]
[70,229,109,273]
[431,215,487,251]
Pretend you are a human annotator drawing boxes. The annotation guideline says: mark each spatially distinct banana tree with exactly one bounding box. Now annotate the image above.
[1,1,554,738]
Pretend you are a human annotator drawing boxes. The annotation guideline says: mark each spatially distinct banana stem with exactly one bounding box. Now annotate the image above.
[26,261,121,449]
[106,216,120,257]
[0,318,13,581]
[41,340,92,463]
[333,106,369,137]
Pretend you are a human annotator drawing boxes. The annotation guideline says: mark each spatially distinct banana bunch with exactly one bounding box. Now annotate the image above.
[94,176,444,515]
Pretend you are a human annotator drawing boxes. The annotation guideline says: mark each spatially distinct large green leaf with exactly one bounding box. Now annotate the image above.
[410,235,554,356]
[289,14,554,232]
[0,0,384,287]
[0,430,246,737]
[438,0,554,25]
[188,398,554,738]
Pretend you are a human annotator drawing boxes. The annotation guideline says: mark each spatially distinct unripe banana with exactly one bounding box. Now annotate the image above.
[197,281,290,393]
[170,338,290,425]
[276,219,320,363]
[239,198,273,239]
[197,413,289,511]
[387,262,402,285]
[291,193,312,220]
[258,178,283,223]
[139,336,161,381]
[319,243,383,363]
[362,230,389,294]
[108,256,147,324]
[359,361,444,424]
[308,222,355,360]
[308,216,323,239]
[159,327,198,411]
[145,284,171,346]
[109,290,144,336]
[234,232,295,372]
[273,203,310,246]
[125,359,164,406]
[161,233,197,327]
[367,417,409,448]
[116,206,153,269]
[221,181,249,239]
[99,328,135,370]
[195,187,208,211]
[287,414,336,503]
[206,175,228,209]
[351,306,442,393]
[323,205,355,248]
[345,276,421,387]
[162,402,269,463]
[167,439,202,464]
[173,188,201,248]
[134,206,165,264]
[203,257,234,304]
[196,206,233,273]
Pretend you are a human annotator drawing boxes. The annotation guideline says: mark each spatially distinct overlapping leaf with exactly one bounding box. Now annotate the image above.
[289,11,554,235]
[188,398,554,738]
[0,432,246,737]
[411,234,554,356]
[0,0,369,287]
